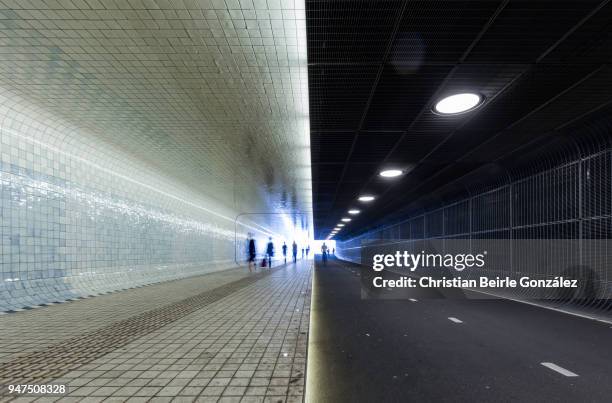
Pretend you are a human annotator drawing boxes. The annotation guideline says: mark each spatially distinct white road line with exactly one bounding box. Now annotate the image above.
[448,317,463,323]
[541,362,579,377]
[409,298,418,302]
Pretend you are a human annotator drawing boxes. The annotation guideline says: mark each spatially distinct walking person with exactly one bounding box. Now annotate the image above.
[321,242,328,265]
[282,242,287,263]
[301,248,304,258]
[247,234,256,272]
[292,241,298,263]
[266,237,274,268]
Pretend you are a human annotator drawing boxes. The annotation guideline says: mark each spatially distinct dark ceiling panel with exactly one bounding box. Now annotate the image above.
[307,0,612,239]
[466,0,602,63]
[363,65,451,130]
[312,163,344,185]
[342,162,382,183]
[309,65,379,131]
[307,0,405,64]
[349,134,404,162]
[393,1,503,64]
[311,131,355,163]
[385,134,447,165]
[540,2,612,64]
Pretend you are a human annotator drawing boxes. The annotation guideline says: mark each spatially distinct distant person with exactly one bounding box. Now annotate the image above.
[332,248,335,255]
[321,242,328,264]
[282,242,287,263]
[306,246,310,257]
[301,248,305,258]
[292,241,298,263]
[266,237,274,268]
[247,234,256,272]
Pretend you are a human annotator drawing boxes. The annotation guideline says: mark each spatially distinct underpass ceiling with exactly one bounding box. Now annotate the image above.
[0,0,312,221]
[307,0,612,239]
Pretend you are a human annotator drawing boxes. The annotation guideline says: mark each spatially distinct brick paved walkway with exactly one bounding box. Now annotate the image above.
[0,261,312,403]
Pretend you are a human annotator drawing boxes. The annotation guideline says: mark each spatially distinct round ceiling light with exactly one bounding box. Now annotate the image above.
[341,218,351,222]
[434,93,482,115]
[348,209,360,215]
[358,195,375,202]
[379,169,403,178]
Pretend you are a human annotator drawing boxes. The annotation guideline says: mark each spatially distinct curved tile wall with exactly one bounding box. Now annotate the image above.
[0,90,285,312]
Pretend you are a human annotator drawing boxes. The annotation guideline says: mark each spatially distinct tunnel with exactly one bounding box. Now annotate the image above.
[1,1,612,402]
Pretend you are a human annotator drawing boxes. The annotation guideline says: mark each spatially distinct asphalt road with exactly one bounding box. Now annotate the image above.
[306,257,612,403]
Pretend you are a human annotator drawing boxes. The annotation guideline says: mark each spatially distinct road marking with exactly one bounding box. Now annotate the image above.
[541,362,579,377]
[409,298,418,302]
[448,317,463,323]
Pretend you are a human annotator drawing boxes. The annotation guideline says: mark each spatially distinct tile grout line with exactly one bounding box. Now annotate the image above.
[0,267,282,387]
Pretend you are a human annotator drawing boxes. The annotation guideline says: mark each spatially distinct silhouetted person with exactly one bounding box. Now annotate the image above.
[247,234,256,272]
[301,248,304,258]
[332,248,335,256]
[292,241,298,263]
[321,242,328,265]
[306,246,310,257]
[282,242,287,263]
[266,237,274,268]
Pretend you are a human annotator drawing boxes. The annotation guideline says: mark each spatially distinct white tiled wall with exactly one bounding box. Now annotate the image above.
[0,0,313,311]
[0,88,289,311]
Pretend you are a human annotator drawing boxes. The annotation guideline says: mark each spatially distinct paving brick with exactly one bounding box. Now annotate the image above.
[0,262,311,402]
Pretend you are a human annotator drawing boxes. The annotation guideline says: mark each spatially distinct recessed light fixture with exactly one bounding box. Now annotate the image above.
[334,227,341,231]
[433,93,482,115]
[337,223,345,227]
[341,218,351,222]
[358,195,375,202]
[348,209,360,215]
[379,169,403,178]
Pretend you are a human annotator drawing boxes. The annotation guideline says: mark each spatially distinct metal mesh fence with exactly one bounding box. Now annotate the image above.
[337,148,612,313]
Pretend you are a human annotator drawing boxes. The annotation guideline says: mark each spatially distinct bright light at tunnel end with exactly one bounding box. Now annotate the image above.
[433,93,483,115]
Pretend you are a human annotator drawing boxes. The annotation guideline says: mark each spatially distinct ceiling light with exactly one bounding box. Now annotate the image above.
[337,223,345,227]
[348,209,360,215]
[341,218,351,222]
[358,195,375,202]
[379,169,403,178]
[434,93,482,115]
[334,227,341,231]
